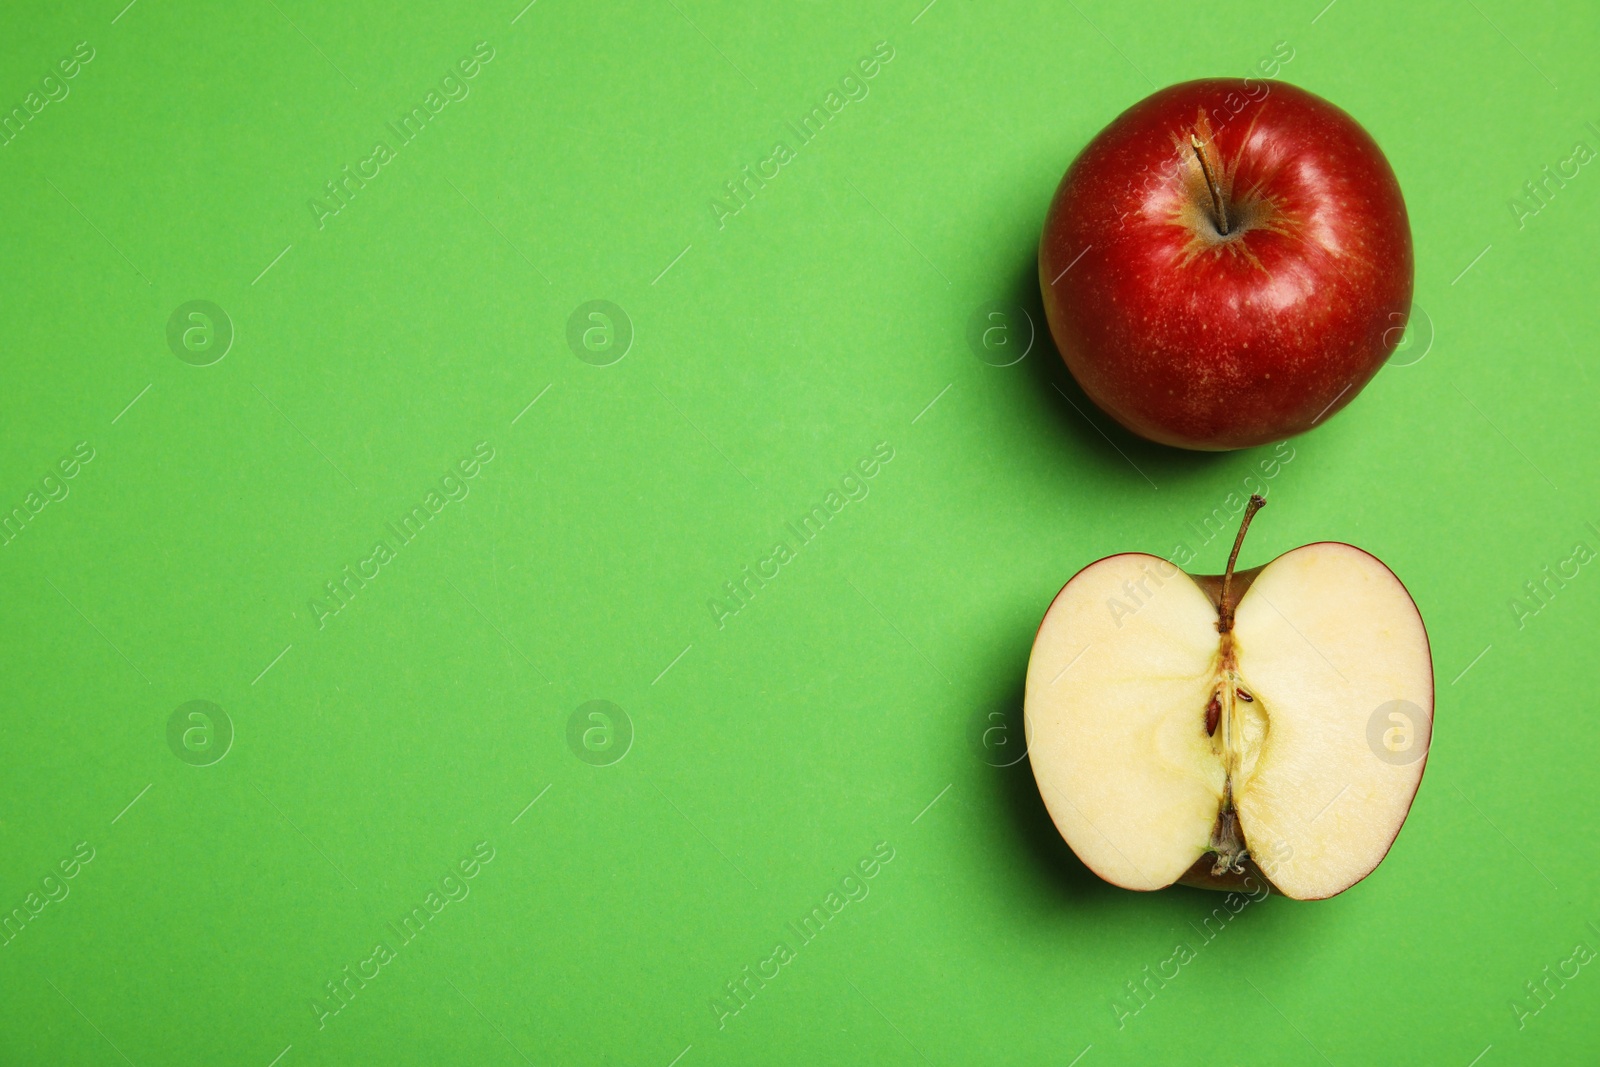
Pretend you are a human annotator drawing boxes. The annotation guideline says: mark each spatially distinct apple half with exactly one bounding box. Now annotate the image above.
[1023,498,1432,900]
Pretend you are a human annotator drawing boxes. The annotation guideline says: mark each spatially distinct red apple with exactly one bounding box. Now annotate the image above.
[1038,79,1413,451]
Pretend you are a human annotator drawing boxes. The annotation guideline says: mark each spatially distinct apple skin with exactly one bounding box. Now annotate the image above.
[1038,78,1413,450]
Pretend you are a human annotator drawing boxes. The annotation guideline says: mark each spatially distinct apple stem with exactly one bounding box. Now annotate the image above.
[1217,494,1266,634]
[1189,134,1230,236]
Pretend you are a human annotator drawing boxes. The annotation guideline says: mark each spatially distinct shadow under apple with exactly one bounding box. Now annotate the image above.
[979,662,1154,914]
[990,252,1232,493]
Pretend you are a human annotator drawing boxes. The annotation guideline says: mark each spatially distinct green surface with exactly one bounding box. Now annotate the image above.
[2,0,1597,1063]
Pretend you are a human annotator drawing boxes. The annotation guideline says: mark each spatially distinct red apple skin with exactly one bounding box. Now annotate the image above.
[1038,79,1413,450]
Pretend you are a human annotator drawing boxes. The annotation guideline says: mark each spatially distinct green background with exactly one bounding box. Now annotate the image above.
[2,0,1596,1063]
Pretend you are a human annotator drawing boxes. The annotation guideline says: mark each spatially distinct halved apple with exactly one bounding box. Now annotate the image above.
[1023,497,1432,900]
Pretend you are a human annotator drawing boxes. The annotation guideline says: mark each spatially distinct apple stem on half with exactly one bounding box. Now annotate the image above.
[1217,494,1266,634]
[1189,133,1230,236]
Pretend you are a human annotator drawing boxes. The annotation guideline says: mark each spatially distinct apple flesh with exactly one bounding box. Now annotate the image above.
[1038,79,1414,450]
[1023,499,1432,899]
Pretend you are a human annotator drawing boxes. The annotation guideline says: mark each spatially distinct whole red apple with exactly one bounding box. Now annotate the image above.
[1038,79,1413,451]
